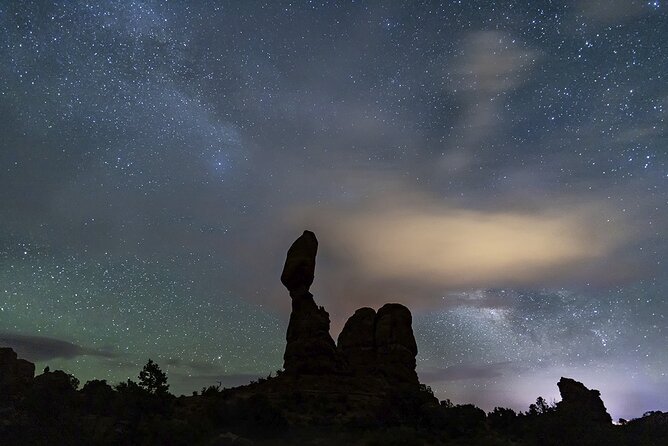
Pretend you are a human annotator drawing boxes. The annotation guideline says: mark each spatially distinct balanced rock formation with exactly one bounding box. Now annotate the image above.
[280,230,420,387]
[338,304,419,385]
[557,377,612,424]
[282,231,343,375]
[0,347,35,400]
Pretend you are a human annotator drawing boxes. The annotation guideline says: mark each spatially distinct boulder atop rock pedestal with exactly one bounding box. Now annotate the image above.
[226,231,434,429]
[557,377,612,424]
[0,347,35,400]
[281,231,343,375]
[280,231,420,384]
[280,230,318,298]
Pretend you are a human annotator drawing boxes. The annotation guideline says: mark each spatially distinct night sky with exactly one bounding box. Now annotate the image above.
[1,1,666,420]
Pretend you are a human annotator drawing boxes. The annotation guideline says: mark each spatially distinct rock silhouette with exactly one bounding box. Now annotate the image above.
[280,230,318,297]
[283,296,343,374]
[557,376,612,424]
[281,231,343,375]
[338,307,377,374]
[0,347,35,400]
[281,231,419,384]
[374,303,419,384]
[337,304,419,385]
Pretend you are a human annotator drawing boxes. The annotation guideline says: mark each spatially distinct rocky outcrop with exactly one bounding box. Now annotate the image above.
[32,369,77,393]
[557,377,612,424]
[282,231,343,375]
[281,230,420,385]
[0,347,35,400]
[338,307,377,374]
[283,296,343,375]
[337,304,419,385]
[374,304,419,385]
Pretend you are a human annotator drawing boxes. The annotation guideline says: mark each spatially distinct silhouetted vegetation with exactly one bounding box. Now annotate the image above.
[138,358,169,395]
[1,354,667,445]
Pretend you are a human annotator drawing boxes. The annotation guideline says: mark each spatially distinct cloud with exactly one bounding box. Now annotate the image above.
[578,0,649,23]
[434,31,540,174]
[439,31,538,171]
[0,332,115,362]
[450,31,536,95]
[308,198,625,282]
[163,357,222,374]
[282,184,637,321]
[323,206,613,285]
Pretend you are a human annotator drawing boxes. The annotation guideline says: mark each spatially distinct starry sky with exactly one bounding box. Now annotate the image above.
[0,1,666,420]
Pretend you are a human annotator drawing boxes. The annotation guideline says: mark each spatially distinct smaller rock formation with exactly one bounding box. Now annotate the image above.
[282,231,343,375]
[338,303,419,386]
[32,369,77,393]
[338,307,377,374]
[0,347,35,400]
[374,304,419,385]
[557,377,612,424]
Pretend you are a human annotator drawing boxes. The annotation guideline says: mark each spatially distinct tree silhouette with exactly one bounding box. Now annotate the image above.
[138,359,169,395]
[528,396,554,415]
[488,406,518,432]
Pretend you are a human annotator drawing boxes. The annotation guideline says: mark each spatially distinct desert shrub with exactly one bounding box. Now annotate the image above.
[81,379,115,415]
[487,406,518,434]
[439,404,487,436]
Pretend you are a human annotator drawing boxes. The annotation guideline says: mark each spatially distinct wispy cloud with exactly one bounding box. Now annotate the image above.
[439,31,539,172]
[578,0,650,23]
[0,332,115,362]
[287,185,634,319]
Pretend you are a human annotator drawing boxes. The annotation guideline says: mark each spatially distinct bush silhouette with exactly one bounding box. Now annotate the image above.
[81,379,115,415]
[488,406,518,433]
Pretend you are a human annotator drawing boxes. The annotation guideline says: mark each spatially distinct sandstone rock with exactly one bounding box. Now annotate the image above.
[0,348,35,400]
[338,307,377,374]
[280,232,420,382]
[338,304,420,385]
[280,230,318,298]
[557,377,612,424]
[374,304,418,385]
[282,231,343,375]
[284,295,342,375]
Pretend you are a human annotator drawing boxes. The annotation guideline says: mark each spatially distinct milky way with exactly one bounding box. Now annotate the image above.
[0,1,666,420]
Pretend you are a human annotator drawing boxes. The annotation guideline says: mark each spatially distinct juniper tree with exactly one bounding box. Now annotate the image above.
[138,359,169,395]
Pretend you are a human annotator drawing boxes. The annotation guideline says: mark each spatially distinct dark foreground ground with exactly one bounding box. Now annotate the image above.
[1,364,667,446]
